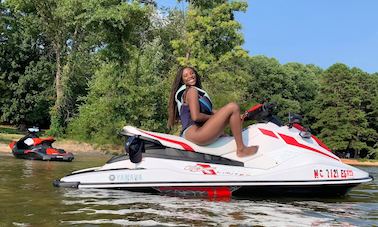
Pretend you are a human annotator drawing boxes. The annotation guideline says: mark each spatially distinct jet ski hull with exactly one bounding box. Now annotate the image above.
[53,178,370,197]
[53,155,372,197]
[11,144,74,161]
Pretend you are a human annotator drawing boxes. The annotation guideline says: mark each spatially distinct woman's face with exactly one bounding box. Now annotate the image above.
[182,68,197,86]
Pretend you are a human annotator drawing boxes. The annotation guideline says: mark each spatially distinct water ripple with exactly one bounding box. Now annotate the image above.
[59,189,341,226]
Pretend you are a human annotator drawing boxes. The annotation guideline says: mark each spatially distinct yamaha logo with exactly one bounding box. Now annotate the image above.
[109,174,115,181]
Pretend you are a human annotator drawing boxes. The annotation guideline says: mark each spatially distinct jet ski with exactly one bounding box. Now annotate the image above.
[53,103,372,197]
[9,127,74,161]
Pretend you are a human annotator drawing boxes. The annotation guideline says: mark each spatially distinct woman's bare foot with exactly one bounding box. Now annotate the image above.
[237,146,258,157]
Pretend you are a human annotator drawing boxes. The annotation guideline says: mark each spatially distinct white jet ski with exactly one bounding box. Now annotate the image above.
[53,103,373,197]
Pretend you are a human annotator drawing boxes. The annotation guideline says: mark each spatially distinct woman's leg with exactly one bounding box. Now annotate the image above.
[185,102,258,157]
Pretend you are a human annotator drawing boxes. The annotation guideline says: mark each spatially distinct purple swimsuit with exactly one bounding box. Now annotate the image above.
[179,94,212,136]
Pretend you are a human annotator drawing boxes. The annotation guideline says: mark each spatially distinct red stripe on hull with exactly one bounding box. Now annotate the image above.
[311,135,332,152]
[141,130,194,152]
[278,133,339,161]
[259,128,278,138]
[292,123,305,131]
[157,186,232,197]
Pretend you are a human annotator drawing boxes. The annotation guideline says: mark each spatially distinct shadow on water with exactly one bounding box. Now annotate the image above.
[0,152,377,226]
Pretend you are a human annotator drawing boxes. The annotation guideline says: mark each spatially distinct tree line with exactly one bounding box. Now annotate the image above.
[1,0,377,159]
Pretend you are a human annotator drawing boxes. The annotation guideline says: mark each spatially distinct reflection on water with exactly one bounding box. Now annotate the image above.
[59,188,378,226]
[60,189,330,226]
[0,152,377,226]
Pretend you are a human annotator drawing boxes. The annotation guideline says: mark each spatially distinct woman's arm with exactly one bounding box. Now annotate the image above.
[186,87,212,122]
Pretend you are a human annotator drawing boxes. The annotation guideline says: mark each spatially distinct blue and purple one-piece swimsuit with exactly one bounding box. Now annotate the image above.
[175,85,213,136]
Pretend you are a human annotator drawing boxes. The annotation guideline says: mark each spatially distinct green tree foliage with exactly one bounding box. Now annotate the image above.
[369,73,378,132]
[245,56,321,122]
[66,5,186,143]
[172,0,248,72]
[3,0,151,134]
[172,0,249,108]
[311,64,378,158]
[0,1,55,127]
[2,59,55,127]
[44,0,151,135]
[67,37,170,144]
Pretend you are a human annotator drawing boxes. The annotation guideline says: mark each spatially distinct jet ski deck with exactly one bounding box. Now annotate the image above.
[121,124,341,169]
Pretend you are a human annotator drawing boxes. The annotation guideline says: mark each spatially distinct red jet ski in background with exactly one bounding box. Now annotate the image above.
[9,127,74,161]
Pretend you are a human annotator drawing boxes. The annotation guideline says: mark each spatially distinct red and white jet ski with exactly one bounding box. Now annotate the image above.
[10,127,74,161]
[53,103,372,197]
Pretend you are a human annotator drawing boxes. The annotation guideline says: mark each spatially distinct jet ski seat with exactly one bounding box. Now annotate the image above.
[121,125,262,162]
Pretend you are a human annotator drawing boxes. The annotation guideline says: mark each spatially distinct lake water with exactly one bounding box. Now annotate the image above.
[0,152,377,226]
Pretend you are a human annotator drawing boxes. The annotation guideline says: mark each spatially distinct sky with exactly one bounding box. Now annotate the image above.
[157,0,378,73]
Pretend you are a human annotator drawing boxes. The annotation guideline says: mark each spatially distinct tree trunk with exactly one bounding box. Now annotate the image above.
[346,138,353,158]
[54,42,63,115]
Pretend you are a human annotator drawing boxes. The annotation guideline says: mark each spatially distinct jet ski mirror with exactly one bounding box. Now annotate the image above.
[125,136,144,163]
[299,130,312,139]
[262,102,276,113]
[288,113,302,125]
[288,113,312,139]
[27,127,40,133]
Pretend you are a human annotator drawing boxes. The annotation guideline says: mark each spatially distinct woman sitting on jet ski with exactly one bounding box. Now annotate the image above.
[168,67,258,157]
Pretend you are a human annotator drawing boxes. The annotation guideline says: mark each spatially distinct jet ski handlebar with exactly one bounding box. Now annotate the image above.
[244,102,277,121]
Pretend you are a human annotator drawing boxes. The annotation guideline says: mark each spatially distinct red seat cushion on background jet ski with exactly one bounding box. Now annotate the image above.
[32,137,55,146]
[46,148,59,155]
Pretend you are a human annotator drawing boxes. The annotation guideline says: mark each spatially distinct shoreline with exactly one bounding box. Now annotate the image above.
[0,140,122,155]
[340,158,378,167]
